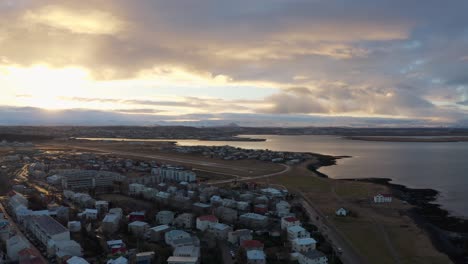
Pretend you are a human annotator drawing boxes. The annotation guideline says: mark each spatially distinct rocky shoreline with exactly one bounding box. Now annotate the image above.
[342,177,468,264]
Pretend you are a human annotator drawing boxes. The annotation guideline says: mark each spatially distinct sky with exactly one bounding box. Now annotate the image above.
[1,0,468,126]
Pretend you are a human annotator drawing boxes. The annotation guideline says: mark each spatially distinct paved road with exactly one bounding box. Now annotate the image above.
[299,193,369,264]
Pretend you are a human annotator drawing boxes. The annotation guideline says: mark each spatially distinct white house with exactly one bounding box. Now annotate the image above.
[287,225,310,240]
[298,250,328,264]
[335,208,348,216]
[281,216,301,230]
[196,215,218,231]
[292,238,317,253]
[373,194,392,203]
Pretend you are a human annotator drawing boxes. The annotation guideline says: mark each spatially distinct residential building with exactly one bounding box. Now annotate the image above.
[67,256,90,264]
[53,239,83,258]
[228,229,253,245]
[6,235,30,261]
[26,215,70,247]
[156,211,175,225]
[239,213,268,229]
[276,200,291,217]
[167,256,198,264]
[95,201,109,214]
[60,170,123,191]
[287,226,310,240]
[174,245,200,258]
[173,213,194,229]
[165,230,191,247]
[128,221,150,237]
[281,216,301,230]
[214,207,237,223]
[246,250,266,264]
[298,250,328,264]
[241,240,264,251]
[150,225,171,242]
[128,183,145,196]
[67,221,81,232]
[107,256,128,264]
[135,252,155,264]
[208,223,232,240]
[102,213,121,234]
[335,208,348,216]
[292,238,317,253]
[374,194,392,203]
[196,215,218,231]
[82,209,98,220]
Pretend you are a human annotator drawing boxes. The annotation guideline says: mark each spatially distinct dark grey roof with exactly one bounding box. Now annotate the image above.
[33,215,68,235]
[303,250,326,260]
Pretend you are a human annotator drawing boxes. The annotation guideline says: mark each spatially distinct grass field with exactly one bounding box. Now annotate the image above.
[270,162,452,264]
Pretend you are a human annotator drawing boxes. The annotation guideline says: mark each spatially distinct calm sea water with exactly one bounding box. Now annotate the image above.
[82,135,468,217]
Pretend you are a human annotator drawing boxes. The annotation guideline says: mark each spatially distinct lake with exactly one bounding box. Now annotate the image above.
[82,135,468,217]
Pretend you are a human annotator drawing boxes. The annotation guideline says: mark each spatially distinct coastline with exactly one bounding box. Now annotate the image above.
[345,136,468,143]
[334,175,468,263]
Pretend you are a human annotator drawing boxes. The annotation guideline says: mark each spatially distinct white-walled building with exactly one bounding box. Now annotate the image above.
[335,208,348,216]
[26,215,70,247]
[292,238,317,253]
[281,216,301,230]
[196,215,218,231]
[287,225,310,240]
[374,194,392,203]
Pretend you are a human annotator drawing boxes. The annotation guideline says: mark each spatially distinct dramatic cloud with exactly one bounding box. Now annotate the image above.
[0,0,467,126]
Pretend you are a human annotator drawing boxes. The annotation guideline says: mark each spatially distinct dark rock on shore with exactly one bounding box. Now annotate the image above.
[345,177,468,264]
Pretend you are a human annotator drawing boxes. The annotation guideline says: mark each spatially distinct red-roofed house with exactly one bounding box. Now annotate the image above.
[241,240,264,251]
[196,215,218,231]
[281,216,301,230]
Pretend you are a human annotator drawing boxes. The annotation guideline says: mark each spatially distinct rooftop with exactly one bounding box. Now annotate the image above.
[293,237,317,245]
[241,240,264,249]
[283,216,299,222]
[31,215,68,236]
[302,250,326,260]
[197,215,218,222]
[246,250,266,260]
[287,225,306,233]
